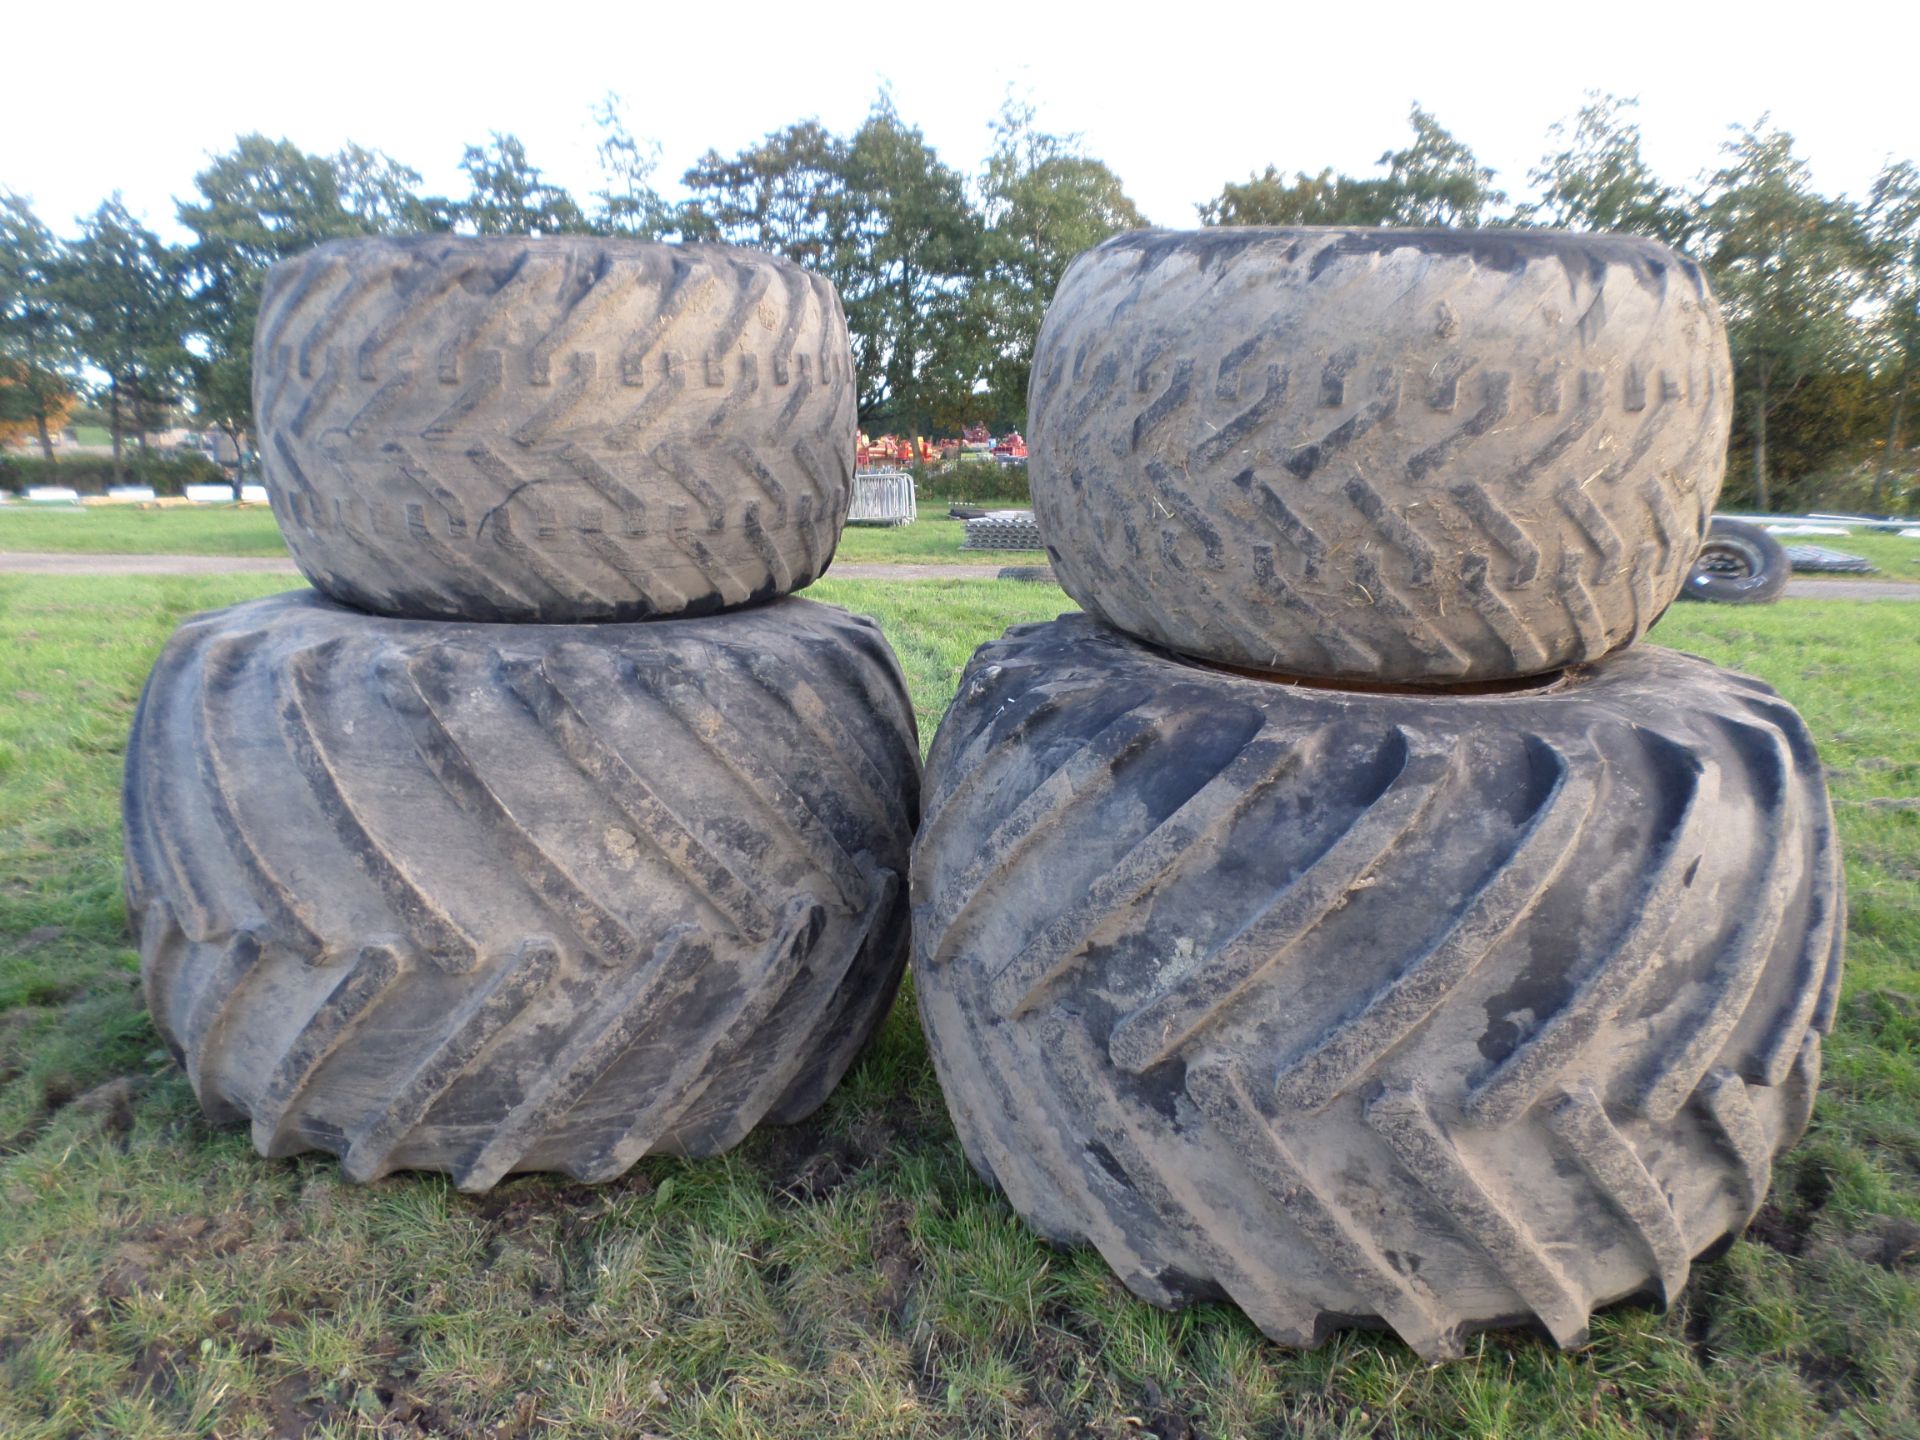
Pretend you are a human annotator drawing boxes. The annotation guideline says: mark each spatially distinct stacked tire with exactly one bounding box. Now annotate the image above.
[912,228,1844,1359]
[124,238,921,1190]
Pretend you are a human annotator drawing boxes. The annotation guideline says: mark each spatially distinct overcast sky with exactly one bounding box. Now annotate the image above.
[5,1,1916,239]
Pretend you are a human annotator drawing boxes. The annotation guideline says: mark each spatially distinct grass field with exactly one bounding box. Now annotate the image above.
[0,509,1040,567]
[7,505,1919,582]
[837,518,1046,564]
[1,574,1917,1438]
[0,507,290,557]
[1761,529,1920,581]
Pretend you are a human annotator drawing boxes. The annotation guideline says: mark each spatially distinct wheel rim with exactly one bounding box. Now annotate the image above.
[1698,539,1762,580]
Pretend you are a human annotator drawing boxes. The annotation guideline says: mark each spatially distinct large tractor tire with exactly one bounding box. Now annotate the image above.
[1029,228,1733,683]
[1682,517,1791,604]
[255,237,856,623]
[912,615,1841,1359]
[124,591,919,1190]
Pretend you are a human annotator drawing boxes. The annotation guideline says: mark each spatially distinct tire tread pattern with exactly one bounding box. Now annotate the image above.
[1029,228,1734,682]
[256,238,856,623]
[912,616,1839,1358]
[125,592,919,1189]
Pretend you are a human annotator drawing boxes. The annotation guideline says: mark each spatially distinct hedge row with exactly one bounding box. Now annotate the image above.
[0,453,229,497]
[911,461,1032,506]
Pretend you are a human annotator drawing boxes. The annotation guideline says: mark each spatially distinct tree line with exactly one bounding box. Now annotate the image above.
[1,92,1915,511]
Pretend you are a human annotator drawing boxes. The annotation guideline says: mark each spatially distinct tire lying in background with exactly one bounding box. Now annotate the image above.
[124,591,919,1190]
[255,237,856,623]
[1029,228,1734,683]
[1682,517,1791,604]
[913,615,1841,1359]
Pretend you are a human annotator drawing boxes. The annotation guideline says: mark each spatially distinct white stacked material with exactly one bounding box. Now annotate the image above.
[1811,511,1920,531]
[847,470,916,526]
[1717,511,1920,533]
[240,483,269,503]
[1785,545,1877,574]
[962,510,1045,551]
[25,486,80,503]
[1763,524,1850,536]
[107,486,159,502]
[184,484,237,503]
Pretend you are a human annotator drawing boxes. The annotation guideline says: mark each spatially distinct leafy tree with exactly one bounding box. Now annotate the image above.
[679,102,986,429]
[456,133,587,236]
[589,93,676,239]
[1524,94,1692,245]
[833,94,983,430]
[1198,167,1393,226]
[680,121,846,266]
[58,198,192,482]
[1865,159,1920,509]
[974,98,1144,424]
[332,143,440,233]
[178,136,419,327]
[1700,120,1869,509]
[176,135,426,484]
[0,192,76,457]
[1741,369,1888,500]
[1200,105,1503,230]
[0,359,75,451]
[1377,105,1506,226]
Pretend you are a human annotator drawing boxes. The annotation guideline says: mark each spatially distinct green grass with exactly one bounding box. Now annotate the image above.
[0,510,1039,566]
[0,505,289,557]
[12,503,1919,581]
[1,575,1917,1437]
[1762,529,1920,582]
[836,517,1043,565]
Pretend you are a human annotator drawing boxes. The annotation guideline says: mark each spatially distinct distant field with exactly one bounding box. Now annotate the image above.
[0,575,1917,1437]
[0,507,1038,566]
[838,516,1043,564]
[7,504,1918,581]
[0,504,289,556]
[1761,528,1920,581]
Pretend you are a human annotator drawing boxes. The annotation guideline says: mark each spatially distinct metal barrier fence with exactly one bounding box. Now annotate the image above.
[846,470,917,526]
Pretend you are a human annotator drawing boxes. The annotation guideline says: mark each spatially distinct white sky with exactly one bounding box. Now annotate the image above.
[4,0,1916,239]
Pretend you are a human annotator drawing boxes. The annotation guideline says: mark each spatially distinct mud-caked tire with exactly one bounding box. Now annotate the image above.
[1029,228,1734,682]
[912,615,1841,1359]
[255,236,856,622]
[123,591,919,1189]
